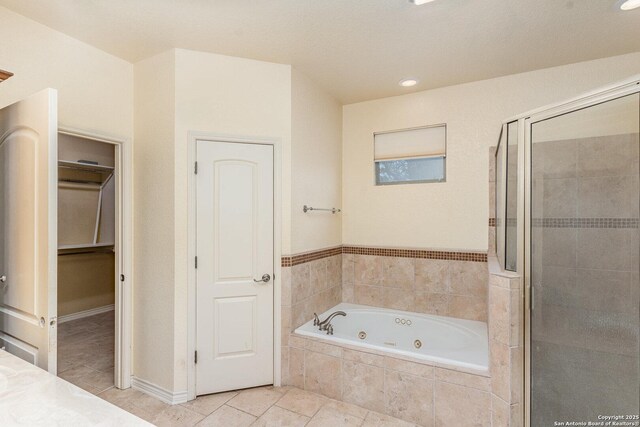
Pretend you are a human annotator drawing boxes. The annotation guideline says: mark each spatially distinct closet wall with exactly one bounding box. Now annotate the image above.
[58,134,115,317]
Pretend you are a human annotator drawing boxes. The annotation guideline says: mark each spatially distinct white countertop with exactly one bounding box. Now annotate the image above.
[0,350,152,426]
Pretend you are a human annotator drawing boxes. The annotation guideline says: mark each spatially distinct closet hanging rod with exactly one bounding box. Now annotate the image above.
[303,205,341,214]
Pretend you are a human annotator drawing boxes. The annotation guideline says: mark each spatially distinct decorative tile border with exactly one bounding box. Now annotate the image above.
[281,245,488,266]
[281,246,342,267]
[532,217,639,229]
[343,246,487,262]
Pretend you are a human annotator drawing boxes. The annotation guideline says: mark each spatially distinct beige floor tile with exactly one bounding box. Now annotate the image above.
[85,354,115,372]
[307,405,364,427]
[181,391,238,415]
[197,405,256,427]
[266,385,294,394]
[152,405,205,427]
[57,311,115,394]
[73,380,103,395]
[119,402,157,423]
[98,386,145,408]
[226,387,283,416]
[129,390,171,413]
[56,356,78,373]
[76,368,114,392]
[252,405,310,427]
[323,400,369,419]
[275,388,328,417]
[363,411,417,427]
[58,365,96,383]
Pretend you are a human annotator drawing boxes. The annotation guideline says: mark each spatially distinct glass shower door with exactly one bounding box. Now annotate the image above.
[530,93,640,425]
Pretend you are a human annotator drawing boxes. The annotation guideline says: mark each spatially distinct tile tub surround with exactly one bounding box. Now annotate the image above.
[287,254,343,333]
[287,333,492,427]
[280,247,343,385]
[342,254,489,322]
[281,245,490,385]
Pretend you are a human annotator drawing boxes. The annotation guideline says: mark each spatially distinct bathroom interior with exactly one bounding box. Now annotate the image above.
[0,1,639,426]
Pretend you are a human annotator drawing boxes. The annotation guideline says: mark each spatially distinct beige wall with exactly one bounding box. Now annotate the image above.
[342,53,640,252]
[291,69,343,254]
[133,50,176,391]
[133,49,294,392]
[0,6,133,137]
[133,48,294,393]
[134,50,343,394]
[58,253,115,316]
[0,3,132,371]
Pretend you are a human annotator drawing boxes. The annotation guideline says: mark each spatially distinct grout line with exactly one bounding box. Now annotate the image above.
[223,403,261,419]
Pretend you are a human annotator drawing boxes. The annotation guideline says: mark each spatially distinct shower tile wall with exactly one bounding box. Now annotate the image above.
[531,133,640,424]
[488,270,523,427]
[342,254,488,322]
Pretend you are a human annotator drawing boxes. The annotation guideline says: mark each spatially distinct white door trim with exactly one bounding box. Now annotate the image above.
[187,131,282,401]
[57,126,133,390]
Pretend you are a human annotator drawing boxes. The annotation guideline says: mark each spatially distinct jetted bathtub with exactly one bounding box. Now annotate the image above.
[295,302,489,372]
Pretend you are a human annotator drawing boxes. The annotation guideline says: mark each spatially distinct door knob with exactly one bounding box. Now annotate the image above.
[0,275,6,283]
[253,274,271,283]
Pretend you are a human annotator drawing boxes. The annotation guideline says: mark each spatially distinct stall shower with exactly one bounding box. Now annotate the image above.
[495,77,640,426]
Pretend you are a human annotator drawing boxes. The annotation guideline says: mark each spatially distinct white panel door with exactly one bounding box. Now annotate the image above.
[196,140,274,395]
[0,89,58,372]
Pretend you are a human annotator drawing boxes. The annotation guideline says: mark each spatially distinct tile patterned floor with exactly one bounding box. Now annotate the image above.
[58,312,415,426]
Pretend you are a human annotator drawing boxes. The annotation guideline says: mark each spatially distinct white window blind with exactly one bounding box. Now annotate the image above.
[374,125,446,161]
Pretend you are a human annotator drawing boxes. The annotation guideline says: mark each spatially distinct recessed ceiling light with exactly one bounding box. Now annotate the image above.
[409,0,437,5]
[620,0,640,10]
[399,78,418,87]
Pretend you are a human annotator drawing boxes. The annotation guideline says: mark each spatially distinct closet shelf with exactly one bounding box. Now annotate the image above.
[58,160,114,172]
[58,243,114,251]
[58,160,114,185]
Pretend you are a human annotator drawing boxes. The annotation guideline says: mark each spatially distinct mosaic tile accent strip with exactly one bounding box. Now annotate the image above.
[281,245,488,266]
[281,246,342,267]
[531,218,639,229]
[342,246,487,262]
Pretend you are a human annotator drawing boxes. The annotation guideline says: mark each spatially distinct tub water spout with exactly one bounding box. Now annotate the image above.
[316,311,346,335]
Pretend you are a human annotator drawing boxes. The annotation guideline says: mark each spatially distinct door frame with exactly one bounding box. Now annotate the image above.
[187,131,282,401]
[58,126,133,389]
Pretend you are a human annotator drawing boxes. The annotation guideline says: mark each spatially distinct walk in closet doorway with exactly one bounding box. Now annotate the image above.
[56,129,127,391]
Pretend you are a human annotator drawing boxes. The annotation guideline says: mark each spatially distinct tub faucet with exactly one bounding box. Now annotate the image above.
[316,311,346,335]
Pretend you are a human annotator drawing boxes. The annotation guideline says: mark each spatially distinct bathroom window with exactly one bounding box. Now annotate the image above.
[374,124,446,185]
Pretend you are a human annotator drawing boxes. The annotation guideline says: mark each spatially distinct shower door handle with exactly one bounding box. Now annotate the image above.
[253,274,271,283]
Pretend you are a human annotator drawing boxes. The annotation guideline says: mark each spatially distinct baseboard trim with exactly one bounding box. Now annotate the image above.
[131,376,188,405]
[58,304,115,324]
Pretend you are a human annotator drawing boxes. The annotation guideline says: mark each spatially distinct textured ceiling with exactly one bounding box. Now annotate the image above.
[1,0,639,103]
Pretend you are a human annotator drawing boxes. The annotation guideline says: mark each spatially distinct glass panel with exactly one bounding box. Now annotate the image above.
[495,125,506,269]
[530,93,640,425]
[505,121,518,271]
[375,156,445,185]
